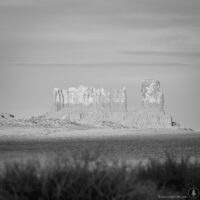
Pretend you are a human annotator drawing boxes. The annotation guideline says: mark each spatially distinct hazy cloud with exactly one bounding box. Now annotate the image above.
[0,0,200,64]
[120,51,200,58]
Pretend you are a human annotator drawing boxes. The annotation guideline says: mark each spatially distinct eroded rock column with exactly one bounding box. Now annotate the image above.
[134,79,172,129]
[141,79,164,111]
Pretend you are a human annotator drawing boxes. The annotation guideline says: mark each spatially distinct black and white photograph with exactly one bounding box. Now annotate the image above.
[0,0,200,199]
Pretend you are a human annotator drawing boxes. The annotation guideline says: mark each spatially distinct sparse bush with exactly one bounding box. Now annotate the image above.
[0,151,199,199]
[137,152,200,192]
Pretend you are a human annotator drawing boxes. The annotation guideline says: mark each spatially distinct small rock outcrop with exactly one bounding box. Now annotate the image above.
[134,79,172,129]
[0,113,15,119]
[0,113,17,127]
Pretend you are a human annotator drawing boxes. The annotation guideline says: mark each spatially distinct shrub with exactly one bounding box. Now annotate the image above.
[136,152,200,192]
[0,151,199,199]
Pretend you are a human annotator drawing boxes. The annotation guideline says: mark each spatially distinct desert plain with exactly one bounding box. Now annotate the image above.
[0,126,199,165]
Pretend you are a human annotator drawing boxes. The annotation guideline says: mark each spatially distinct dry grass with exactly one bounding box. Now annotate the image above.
[0,151,199,200]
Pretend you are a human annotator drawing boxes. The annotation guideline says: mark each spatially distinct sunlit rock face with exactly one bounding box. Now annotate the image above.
[134,79,172,129]
[53,86,127,122]
[54,86,127,110]
[51,81,176,129]
[141,79,164,111]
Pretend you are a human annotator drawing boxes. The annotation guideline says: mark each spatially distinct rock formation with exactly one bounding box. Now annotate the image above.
[0,80,185,129]
[50,80,178,129]
[53,86,127,122]
[134,79,172,129]
[141,79,164,111]
[0,113,15,119]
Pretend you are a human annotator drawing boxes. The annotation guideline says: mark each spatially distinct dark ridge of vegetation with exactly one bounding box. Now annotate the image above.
[0,151,199,200]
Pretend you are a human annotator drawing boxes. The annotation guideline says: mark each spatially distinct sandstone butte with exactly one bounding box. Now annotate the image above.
[50,79,178,129]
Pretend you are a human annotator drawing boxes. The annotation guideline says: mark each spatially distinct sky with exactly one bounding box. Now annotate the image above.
[0,0,200,129]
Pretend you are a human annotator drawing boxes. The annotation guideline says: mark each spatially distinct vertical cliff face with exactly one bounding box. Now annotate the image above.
[53,86,127,122]
[141,79,164,111]
[51,80,176,129]
[134,79,172,129]
[54,86,127,109]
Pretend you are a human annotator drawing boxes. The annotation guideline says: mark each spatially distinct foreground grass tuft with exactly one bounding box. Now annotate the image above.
[137,153,200,192]
[0,152,199,199]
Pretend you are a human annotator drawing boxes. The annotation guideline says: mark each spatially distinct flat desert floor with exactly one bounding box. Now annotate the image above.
[0,127,199,164]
